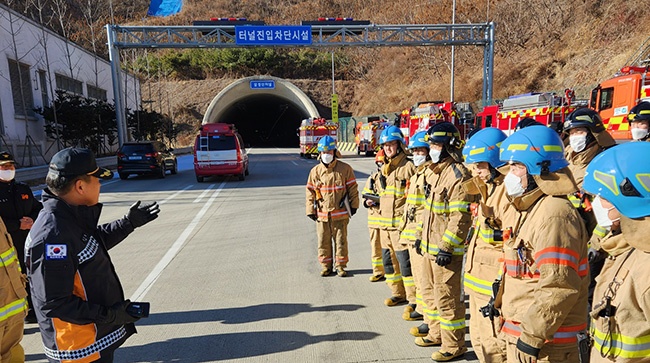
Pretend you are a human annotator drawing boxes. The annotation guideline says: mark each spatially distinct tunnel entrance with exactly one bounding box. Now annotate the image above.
[218,94,308,147]
[202,76,321,148]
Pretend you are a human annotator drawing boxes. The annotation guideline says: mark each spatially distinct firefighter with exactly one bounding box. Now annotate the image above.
[582,142,650,362]
[0,217,27,363]
[397,131,431,323]
[498,126,589,363]
[461,127,512,363]
[376,125,416,308]
[563,107,617,313]
[627,101,650,141]
[418,122,473,361]
[306,136,359,277]
[362,150,386,282]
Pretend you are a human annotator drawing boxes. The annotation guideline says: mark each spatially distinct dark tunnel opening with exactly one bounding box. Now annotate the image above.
[218,95,310,148]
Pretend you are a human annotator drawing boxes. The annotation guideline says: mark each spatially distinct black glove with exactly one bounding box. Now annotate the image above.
[435,250,452,267]
[351,208,357,216]
[588,247,600,263]
[307,214,317,221]
[98,300,140,325]
[126,201,160,228]
[414,239,423,256]
[515,339,540,363]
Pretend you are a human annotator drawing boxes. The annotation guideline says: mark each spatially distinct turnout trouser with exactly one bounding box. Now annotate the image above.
[408,243,429,320]
[468,291,507,363]
[419,254,466,353]
[317,218,349,269]
[380,229,415,303]
[0,316,23,363]
[369,228,384,276]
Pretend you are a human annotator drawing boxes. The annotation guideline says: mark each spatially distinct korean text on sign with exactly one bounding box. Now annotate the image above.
[235,26,313,46]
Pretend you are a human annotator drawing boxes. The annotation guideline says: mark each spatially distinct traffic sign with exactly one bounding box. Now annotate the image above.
[235,26,312,46]
[331,94,339,123]
[250,80,275,89]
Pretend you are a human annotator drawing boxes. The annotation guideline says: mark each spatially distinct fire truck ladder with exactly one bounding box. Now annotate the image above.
[624,35,650,67]
[106,23,496,146]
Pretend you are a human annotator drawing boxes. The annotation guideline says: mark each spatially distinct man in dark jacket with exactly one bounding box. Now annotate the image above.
[0,151,42,322]
[26,147,160,363]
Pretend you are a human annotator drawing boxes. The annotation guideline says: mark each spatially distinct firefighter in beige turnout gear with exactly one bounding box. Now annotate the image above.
[419,122,474,361]
[306,136,359,277]
[582,142,650,362]
[0,218,26,363]
[363,150,386,282]
[398,131,431,323]
[376,126,416,308]
[498,126,589,363]
[461,127,512,363]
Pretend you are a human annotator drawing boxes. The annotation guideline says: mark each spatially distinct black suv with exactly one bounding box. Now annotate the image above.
[117,141,177,180]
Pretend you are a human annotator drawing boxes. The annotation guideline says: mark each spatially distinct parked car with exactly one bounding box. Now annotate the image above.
[117,141,177,180]
[194,123,249,182]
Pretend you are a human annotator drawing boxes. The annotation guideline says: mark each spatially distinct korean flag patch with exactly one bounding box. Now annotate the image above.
[45,244,68,260]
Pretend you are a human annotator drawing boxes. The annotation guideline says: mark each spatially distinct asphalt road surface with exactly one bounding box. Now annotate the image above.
[23,148,480,363]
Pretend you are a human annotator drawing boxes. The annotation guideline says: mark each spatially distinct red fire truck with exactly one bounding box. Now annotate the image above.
[589,65,650,141]
[398,101,468,145]
[473,90,578,134]
[299,117,338,158]
[354,116,391,156]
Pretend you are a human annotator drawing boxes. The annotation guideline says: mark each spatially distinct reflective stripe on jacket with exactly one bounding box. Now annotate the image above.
[420,158,473,256]
[0,218,27,324]
[306,159,359,222]
[363,172,382,229]
[398,160,432,244]
[377,153,415,230]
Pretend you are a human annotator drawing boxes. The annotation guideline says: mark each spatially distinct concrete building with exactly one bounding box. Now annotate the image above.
[0,3,140,165]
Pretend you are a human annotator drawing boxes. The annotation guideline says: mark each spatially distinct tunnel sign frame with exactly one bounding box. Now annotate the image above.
[250,80,276,89]
[235,26,312,46]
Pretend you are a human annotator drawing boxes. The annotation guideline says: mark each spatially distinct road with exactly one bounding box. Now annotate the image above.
[22,148,480,363]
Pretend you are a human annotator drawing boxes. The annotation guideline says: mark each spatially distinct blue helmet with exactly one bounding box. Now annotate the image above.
[463,128,507,168]
[317,135,336,152]
[379,125,404,145]
[499,126,568,175]
[408,131,429,149]
[583,142,650,218]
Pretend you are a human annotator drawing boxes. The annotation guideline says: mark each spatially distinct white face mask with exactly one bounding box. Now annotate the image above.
[321,153,334,164]
[504,171,526,197]
[631,128,649,140]
[591,195,619,228]
[412,154,427,167]
[569,134,587,153]
[429,149,441,163]
[0,169,15,182]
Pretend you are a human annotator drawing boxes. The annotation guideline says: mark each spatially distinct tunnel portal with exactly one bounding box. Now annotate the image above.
[202,76,320,148]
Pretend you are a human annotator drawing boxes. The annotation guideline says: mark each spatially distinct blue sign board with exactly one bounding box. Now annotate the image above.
[235,25,312,46]
[250,80,275,90]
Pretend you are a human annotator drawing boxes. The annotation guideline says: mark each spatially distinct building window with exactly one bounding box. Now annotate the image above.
[87,84,107,101]
[38,70,49,107]
[8,59,35,117]
[55,73,83,95]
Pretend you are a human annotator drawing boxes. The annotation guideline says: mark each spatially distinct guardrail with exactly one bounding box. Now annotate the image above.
[16,147,192,184]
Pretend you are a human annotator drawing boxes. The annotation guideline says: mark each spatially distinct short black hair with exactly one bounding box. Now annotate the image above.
[46,174,92,196]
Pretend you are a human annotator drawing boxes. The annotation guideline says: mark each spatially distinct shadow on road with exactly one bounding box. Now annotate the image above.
[137,303,366,326]
[118,330,380,362]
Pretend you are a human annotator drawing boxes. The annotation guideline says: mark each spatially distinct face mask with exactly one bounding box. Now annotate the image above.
[569,134,587,152]
[429,149,441,163]
[412,154,427,167]
[321,153,334,164]
[631,128,649,140]
[0,169,15,181]
[504,171,525,197]
[591,196,619,228]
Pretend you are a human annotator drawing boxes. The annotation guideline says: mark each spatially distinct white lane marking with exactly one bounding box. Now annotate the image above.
[193,183,216,203]
[131,180,227,301]
[158,185,193,205]
[291,160,298,166]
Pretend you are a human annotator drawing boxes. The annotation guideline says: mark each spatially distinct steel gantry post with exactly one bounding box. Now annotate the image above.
[106,22,496,146]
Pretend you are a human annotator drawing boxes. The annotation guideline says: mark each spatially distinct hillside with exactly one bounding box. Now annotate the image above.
[5,0,650,134]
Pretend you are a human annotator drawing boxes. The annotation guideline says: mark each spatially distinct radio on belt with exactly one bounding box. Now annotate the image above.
[126,302,150,318]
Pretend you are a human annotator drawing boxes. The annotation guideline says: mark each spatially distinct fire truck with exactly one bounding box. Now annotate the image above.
[398,101,469,145]
[354,116,391,156]
[589,65,650,141]
[473,89,579,134]
[299,117,338,158]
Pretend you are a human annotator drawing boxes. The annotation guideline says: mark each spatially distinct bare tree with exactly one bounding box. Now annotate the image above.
[51,0,83,79]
